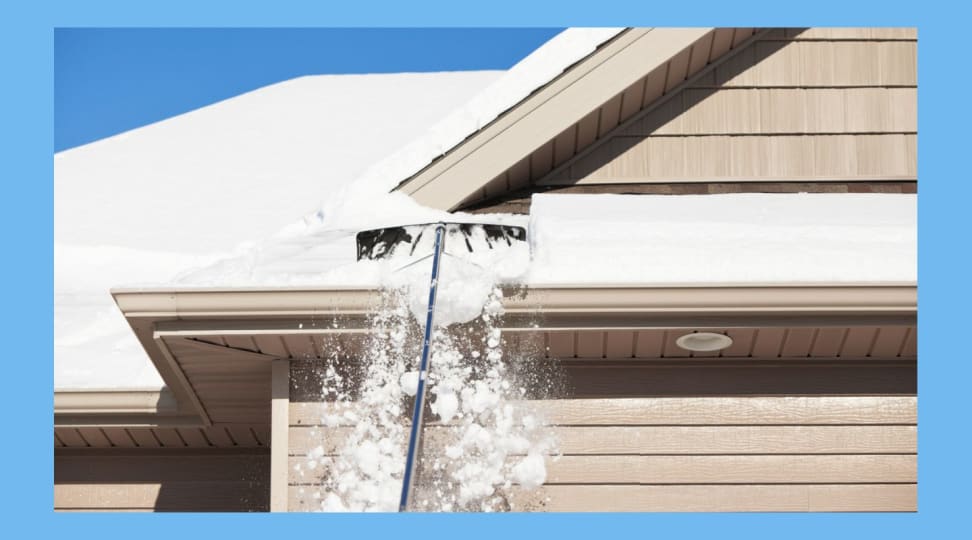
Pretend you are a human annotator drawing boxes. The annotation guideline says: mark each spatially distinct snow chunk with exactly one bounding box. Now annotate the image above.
[431,391,459,423]
[512,453,547,490]
[399,371,419,397]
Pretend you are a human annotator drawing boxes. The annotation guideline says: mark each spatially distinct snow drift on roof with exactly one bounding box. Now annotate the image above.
[527,193,917,284]
[177,192,917,288]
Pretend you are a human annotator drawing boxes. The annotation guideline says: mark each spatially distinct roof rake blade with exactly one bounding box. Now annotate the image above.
[355,222,526,262]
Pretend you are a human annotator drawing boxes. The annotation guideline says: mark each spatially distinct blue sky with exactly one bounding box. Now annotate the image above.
[54,28,563,152]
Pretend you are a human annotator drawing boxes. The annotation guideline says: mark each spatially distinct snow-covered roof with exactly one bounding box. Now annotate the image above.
[55,71,505,254]
[55,70,504,390]
[55,28,624,391]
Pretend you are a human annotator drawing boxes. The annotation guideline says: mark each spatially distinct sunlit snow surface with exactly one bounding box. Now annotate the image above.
[54,71,504,389]
[178,192,916,289]
[55,27,625,390]
[527,193,917,284]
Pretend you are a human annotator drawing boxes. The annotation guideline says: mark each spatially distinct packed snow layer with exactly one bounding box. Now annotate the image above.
[178,192,916,290]
[54,70,504,390]
[527,193,917,284]
[182,214,532,328]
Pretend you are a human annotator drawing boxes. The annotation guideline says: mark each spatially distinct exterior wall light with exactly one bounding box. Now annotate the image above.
[675,332,733,352]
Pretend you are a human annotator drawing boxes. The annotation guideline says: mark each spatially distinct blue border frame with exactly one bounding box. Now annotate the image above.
[7,0,964,537]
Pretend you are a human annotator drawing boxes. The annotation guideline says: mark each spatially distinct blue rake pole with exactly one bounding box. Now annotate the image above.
[398,222,446,512]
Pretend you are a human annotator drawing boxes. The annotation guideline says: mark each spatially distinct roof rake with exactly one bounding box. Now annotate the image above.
[355,221,527,511]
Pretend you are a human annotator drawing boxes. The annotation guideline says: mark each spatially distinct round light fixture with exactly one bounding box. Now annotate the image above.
[675,332,733,352]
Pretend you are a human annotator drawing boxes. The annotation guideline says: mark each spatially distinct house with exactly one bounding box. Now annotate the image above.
[54,27,917,512]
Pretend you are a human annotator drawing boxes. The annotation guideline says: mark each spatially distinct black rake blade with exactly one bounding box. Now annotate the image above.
[356,223,527,261]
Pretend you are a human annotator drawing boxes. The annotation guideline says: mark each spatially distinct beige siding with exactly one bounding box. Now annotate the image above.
[533,30,916,187]
[713,40,915,87]
[288,424,916,456]
[287,358,916,512]
[568,134,915,182]
[782,28,916,40]
[623,88,917,135]
[509,484,916,512]
[54,450,270,512]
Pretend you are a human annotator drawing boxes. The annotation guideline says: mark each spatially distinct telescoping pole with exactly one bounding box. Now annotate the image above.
[398,223,446,512]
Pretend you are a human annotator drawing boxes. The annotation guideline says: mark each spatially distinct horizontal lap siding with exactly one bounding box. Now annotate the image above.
[291,396,916,426]
[289,454,915,484]
[288,425,916,456]
[287,483,915,512]
[545,33,917,186]
[288,394,916,511]
[289,359,916,402]
[508,484,916,512]
[55,451,270,512]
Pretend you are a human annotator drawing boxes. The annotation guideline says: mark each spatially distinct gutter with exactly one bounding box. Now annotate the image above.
[53,388,200,427]
[113,283,917,324]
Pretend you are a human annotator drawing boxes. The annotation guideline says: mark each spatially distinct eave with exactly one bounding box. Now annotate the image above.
[112,282,916,326]
[54,283,915,428]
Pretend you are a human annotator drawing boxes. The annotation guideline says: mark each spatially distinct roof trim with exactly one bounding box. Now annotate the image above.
[54,389,178,414]
[53,389,203,427]
[397,28,720,210]
[100,283,915,423]
[113,283,916,320]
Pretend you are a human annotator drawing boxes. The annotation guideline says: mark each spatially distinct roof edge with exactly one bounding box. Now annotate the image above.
[103,283,915,425]
[52,389,205,427]
[54,389,178,414]
[113,283,917,319]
